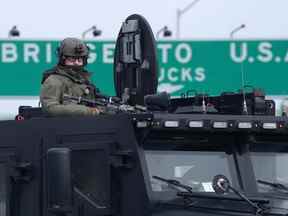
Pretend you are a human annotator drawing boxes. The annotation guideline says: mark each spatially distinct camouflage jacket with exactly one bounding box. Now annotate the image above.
[40,65,100,116]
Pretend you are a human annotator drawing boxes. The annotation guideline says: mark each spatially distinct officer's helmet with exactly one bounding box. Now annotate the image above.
[58,37,89,65]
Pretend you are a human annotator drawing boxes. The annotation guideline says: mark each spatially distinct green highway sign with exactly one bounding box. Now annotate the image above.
[1,39,288,96]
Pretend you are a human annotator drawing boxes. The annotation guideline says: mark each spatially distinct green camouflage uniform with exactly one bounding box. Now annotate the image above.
[40,65,99,116]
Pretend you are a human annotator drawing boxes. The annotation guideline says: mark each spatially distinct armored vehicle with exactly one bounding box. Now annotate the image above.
[2,14,288,216]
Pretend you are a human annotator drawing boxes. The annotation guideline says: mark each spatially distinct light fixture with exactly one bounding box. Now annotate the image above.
[156,26,172,39]
[176,0,202,38]
[8,25,20,38]
[262,123,277,129]
[164,121,179,128]
[82,25,102,39]
[238,122,252,129]
[136,121,149,128]
[188,121,204,128]
[213,122,228,129]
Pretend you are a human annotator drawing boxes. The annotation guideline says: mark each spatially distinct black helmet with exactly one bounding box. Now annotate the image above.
[57,37,89,65]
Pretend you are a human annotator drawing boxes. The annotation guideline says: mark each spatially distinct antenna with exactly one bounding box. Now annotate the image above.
[230,24,245,38]
[230,24,248,115]
[202,93,207,113]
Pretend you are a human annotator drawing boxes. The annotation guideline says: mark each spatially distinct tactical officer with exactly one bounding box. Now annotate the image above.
[40,37,102,116]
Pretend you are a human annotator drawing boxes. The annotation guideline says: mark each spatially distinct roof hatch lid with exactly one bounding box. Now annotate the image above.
[114,14,158,105]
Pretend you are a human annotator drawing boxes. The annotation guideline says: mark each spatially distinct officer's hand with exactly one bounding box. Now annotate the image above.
[89,107,101,115]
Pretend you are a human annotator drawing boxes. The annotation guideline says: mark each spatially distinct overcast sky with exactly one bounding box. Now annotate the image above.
[1,0,287,40]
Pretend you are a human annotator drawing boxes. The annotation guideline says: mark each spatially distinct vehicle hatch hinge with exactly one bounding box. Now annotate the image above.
[11,162,33,183]
[110,150,134,169]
